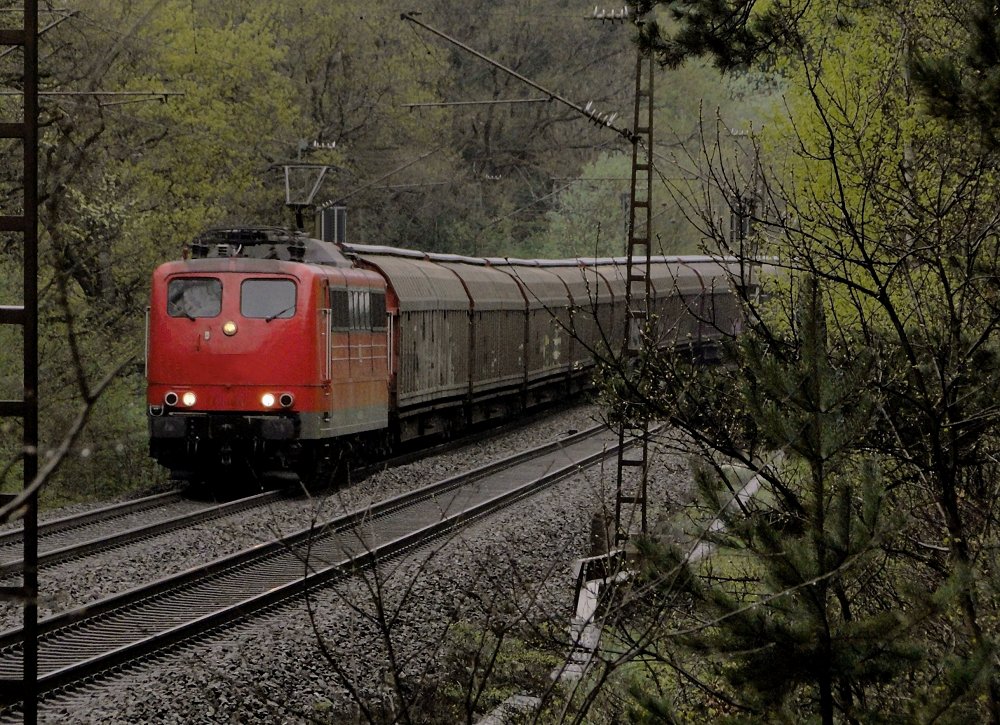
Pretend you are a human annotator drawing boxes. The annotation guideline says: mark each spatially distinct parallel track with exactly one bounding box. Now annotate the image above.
[0,491,193,570]
[0,490,183,553]
[0,490,287,576]
[0,424,620,710]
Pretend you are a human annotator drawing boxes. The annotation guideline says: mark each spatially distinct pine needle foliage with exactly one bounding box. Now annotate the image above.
[636,0,1000,144]
[910,0,1000,147]
[624,278,972,723]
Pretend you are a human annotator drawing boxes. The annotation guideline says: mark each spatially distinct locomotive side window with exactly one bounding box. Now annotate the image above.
[348,290,370,331]
[241,279,296,319]
[371,292,387,330]
[332,288,383,330]
[349,291,359,330]
[330,289,349,330]
[167,278,222,318]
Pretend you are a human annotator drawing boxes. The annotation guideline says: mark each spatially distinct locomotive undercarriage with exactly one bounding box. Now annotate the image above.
[150,412,301,484]
[149,412,390,489]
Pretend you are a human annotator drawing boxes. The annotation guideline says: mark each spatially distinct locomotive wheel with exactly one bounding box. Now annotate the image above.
[298,441,351,493]
[181,459,262,499]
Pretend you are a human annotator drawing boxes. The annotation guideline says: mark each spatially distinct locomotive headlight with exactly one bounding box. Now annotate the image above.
[222,320,238,336]
[181,391,197,407]
[261,393,276,408]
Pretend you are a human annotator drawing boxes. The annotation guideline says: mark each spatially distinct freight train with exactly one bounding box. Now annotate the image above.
[145,227,749,485]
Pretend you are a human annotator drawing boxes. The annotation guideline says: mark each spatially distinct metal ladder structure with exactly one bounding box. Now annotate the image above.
[0,2,39,722]
[614,49,654,546]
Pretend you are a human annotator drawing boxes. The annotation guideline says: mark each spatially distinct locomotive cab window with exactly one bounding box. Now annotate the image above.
[167,278,222,319]
[241,279,296,320]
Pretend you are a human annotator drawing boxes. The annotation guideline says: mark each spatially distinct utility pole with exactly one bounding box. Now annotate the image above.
[614,45,654,545]
[0,2,39,722]
[403,7,656,546]
[585,5,656,547]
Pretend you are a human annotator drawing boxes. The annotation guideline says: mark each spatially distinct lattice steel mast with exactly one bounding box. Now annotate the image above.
[401,7,655,545]
[612,17,655,546]
[0,2,39,722]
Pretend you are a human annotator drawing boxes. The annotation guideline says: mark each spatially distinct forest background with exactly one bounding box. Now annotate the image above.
[3,0,1000,721]
[0,0,778,502]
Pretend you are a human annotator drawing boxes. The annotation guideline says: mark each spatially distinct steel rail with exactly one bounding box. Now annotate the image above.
[0,424,620,706]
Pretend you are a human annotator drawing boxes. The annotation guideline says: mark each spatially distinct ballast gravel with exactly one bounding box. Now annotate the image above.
[6,405,697,724]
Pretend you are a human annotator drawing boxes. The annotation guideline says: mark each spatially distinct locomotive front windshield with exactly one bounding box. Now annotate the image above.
[241,278,296,320]
[167,278,222,318]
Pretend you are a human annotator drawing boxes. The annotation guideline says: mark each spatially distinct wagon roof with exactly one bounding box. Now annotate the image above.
[431,260,525,310]
[344,252,470,311]
[338,242,753,307]
[543,264,614,304]
[490,264,571,307]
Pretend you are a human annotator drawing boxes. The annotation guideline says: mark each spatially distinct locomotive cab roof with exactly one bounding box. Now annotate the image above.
[186,227,352,267]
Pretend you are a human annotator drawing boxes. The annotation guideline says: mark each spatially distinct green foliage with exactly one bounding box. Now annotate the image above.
[530,52,783,260]
[123,1,300,242]
[41,372,168,506]
[592,1,1000,721]
[624,279,933,722]
[910,0,1000,147]
[635,0,803,71]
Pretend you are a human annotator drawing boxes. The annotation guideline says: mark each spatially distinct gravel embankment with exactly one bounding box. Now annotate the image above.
[12,407,696,723]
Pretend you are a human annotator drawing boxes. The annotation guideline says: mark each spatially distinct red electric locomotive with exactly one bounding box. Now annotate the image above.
[146,228,390,483]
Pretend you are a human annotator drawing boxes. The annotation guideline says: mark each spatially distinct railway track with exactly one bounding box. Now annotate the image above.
[0,402,588,579]
[0,423,620,712]
[0,490,287,576]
